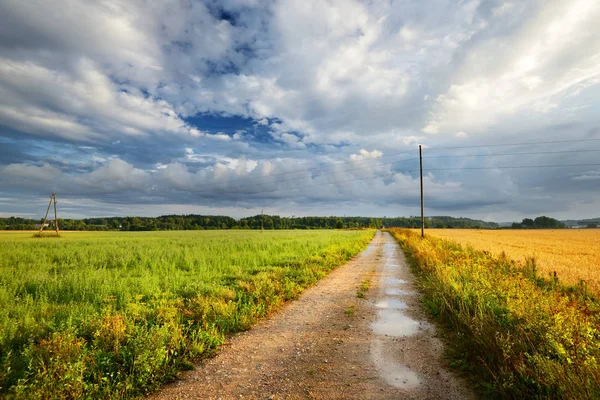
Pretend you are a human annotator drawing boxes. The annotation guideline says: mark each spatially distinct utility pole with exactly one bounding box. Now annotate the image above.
[261,209,264,232]
[38,192,59,235]
[53,192,59,234]
[419,145,425,238]
[39,194,53,233]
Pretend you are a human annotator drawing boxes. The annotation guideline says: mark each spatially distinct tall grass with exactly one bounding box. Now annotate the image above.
[390,229,600,399]
[0,230,374,398]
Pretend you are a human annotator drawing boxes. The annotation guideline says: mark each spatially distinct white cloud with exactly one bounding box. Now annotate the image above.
[206,133,232,141]
[492,2,516,18]
[572,170,600,181]
[350,149,383,161]
[2,0,600,219]
[0,163,62,182]
[422,0,600,135]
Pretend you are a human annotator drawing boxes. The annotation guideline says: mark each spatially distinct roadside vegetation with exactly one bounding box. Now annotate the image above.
[0,230,374,399]
[391,228,600,399]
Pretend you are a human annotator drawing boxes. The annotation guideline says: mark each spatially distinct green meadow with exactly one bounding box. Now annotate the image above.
[0,230,374,398]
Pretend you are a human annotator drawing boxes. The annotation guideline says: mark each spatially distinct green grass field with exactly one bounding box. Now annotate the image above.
[0,230,374,399]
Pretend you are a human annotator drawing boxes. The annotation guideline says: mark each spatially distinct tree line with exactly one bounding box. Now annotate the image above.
[1,214,499,231]
[510,216,566,229]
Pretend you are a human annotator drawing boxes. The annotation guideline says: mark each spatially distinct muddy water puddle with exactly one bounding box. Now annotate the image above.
[383,277,408,285]
[371,243,427,338]
[370,237,427,389]
[384,287,414,296]
[361,244,376,256]
[379,360,421,388]
[372,309,421,336]
[375,299,408,310]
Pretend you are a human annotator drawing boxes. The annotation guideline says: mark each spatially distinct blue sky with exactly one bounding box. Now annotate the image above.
[0,0,599,221]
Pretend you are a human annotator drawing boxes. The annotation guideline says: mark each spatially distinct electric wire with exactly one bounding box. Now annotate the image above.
[144,163,600,198]
[156,138,600,193]
[136,137,600,198]
[148,148,598,194]
[188,149,416,189]
[425,137,600,151]
[411,163,600,173]
[187,157,419,192]
[423,149,600,159]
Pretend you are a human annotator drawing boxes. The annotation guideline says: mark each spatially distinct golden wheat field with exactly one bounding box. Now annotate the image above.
[424,229,600,295]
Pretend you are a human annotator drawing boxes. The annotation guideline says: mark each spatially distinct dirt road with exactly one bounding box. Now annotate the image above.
[151,231,475,399]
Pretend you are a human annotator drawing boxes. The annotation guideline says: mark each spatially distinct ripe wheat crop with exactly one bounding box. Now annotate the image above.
[393,228,600,399]
[424,228,600,296]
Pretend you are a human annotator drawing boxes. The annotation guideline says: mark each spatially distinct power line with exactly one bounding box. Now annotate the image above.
[151,148,594,194]
[146,155,418,195]
[202,157,419,192]
[146,168,406,198]
[145,162,599,199]
[206,171,405,197]
[144,139,600,194]
[414,163,600,172]
[182,142,599,193]
[423,149,600,159]
[187,149,416,190]
[133,138,600,199]
[425,138,600,151]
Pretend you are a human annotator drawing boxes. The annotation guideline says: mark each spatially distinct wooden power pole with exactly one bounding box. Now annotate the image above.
[261,209,264,232]
[419,145,425,238]
[39,192,59,235]
[39,194,53,233]
[53,192,59,234]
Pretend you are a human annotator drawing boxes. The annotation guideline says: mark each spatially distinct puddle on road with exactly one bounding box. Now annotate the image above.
[375,298,408,310]
[371,309,421,336]
[371,234,425,390]
[379,362,421,389]
[373,240,424,337]
[372,339,422,390]
[383,277,408,286]
[384,287,414,296]
[361,244,376,256]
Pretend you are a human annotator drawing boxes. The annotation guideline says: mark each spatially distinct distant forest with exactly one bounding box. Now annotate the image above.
[0,215,501,231]
[510,216,566,229]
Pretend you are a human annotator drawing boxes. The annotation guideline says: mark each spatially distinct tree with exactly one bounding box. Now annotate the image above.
[522,218,535,228]
[534,216,565,229]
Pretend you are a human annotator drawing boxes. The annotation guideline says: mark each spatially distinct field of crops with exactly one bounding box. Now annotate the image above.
[0,230,374,399]
[425,228,600,295]
[393,229,600,399]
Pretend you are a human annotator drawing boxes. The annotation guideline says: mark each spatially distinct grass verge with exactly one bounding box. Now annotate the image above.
[389,229,600,399]
[0,230,374,398]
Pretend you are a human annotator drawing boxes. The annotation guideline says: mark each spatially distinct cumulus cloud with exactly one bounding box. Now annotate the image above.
[422,0,600,136]
[350,149,383,161]
[573,170,600,181]
[1,0,600,219]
